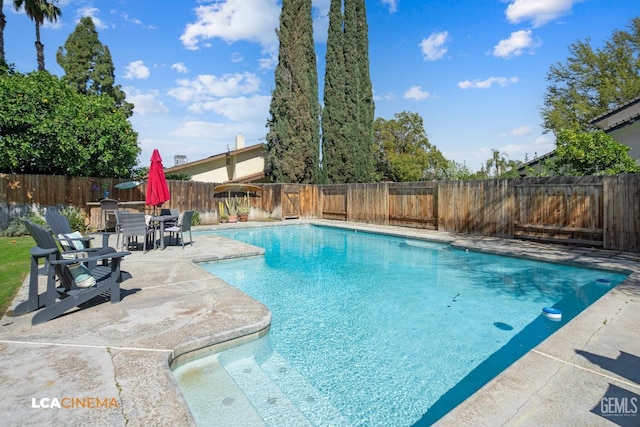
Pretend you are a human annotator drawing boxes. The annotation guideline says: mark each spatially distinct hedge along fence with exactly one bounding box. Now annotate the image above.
[2,173,640,252]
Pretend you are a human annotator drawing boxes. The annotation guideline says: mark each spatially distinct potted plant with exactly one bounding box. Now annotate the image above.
[219,213,229,224]
[238,194,250,222]
[225,198,238,223]
[238,206,250,222]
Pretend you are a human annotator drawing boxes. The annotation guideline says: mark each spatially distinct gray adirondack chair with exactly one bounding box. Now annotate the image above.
[22,221,131,325]
[45,209,94,250]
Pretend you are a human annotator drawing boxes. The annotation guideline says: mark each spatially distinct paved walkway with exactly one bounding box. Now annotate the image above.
[0,220,638,426]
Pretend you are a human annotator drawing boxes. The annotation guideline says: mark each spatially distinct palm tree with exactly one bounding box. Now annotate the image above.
[485,149,508,177]
[13,0,62,71]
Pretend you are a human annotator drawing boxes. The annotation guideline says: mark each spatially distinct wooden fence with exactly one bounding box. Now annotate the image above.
[2,173,640,252]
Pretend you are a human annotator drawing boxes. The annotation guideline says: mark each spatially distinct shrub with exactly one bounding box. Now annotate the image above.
[191,211,201,226]
[60,206,87,233]
[2,214,46,237]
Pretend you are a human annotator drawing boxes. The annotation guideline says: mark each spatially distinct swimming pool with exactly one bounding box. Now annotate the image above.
[173,224,627,426]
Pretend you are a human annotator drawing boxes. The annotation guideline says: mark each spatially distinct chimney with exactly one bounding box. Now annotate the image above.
[174,155,187,165]
[235,134,245,150]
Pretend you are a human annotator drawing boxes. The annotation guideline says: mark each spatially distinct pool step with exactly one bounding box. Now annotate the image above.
[222,355,311,426]
[260,352,348,426]
[221,350,347,426]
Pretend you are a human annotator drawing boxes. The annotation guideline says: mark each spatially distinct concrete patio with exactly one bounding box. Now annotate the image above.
[0,220,638,426]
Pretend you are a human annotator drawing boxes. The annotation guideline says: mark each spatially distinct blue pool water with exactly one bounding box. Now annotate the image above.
[173,225,627,426]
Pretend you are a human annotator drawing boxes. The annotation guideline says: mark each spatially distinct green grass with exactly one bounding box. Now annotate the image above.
[0,236,33,316]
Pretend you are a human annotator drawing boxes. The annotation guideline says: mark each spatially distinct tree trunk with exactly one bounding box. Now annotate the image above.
[35,22,45,71]
[0,0,5,65]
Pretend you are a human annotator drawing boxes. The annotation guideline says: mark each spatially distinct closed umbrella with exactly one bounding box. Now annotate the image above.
[145,149,170,211]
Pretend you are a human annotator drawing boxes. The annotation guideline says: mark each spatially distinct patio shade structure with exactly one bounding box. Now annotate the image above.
[214,184,262,218]
[114,180,144,189]
[213,183,262,194]
[145,149,170,208]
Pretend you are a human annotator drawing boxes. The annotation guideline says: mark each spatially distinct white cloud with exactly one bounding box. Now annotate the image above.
[125,88,169,115]
[121,13,141,26]
[168,72,261,103]
[172,121,249,141]
[188,95,271,122]
[505,0,576,27]
[502,125,533,137]
[535,133,555,146]
[404,86,430,100]
[180,0,280,59]
[231,52,244,63]
[76,7,107,30]
[171,63,188,74]
[373,92,396,102]
[124,60,150,80]
[458,76,519,89]
[312,0,330,44]
[419,31,449,61]
[382,0,398,13]
[493,30,539,58]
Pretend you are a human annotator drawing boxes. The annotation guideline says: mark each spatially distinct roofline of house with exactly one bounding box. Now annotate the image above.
[590,96,640,131]
[164,143,265,173]
[517,150,556,171]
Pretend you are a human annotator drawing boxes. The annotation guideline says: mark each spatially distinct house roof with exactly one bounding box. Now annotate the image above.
[164,143,265,174]
[590,96,640,132]
[517,150,556,169]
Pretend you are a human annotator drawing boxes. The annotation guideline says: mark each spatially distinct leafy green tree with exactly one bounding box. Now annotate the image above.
[548,129,638,176]
[542,17,640,134]
[373,111,446,182]
[0,71,140,177]
[438,160,477,181]
[164,173,191,181]
[57,17,133,117]
[266,0,320,183]
[13,0,61,71]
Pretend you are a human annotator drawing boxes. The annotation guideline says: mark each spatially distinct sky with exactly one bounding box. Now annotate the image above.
[5,0,640,172]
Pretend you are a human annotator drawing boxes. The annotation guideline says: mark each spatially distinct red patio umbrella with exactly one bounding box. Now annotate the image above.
[145,149,170,210]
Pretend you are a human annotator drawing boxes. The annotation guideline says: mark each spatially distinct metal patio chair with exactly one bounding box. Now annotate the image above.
[119,212,156,252]
[165,210,194,248]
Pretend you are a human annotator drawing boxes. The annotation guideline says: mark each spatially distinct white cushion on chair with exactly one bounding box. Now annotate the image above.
[58,231,86,251]
[68,263,96,288]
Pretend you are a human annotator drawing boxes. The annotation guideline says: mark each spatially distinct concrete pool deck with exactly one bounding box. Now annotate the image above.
[0,219,638,426]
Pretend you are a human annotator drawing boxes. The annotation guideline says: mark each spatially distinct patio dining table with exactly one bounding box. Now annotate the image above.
[150,214,178,250]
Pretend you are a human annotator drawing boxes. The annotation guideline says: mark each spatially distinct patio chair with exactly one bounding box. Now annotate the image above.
[22,220,131,325]
[100,198,119,231]
[113,210,126,250]
[119,212,156,252]
[45,209,93,251]
[160,208,180,227]
[165,210,194,248]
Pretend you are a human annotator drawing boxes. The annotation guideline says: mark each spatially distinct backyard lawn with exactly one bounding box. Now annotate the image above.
[0,236,32,316]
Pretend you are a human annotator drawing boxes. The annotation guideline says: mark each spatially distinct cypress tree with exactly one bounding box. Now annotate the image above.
[266,0,320,183]
[354,0,375,181]
[322,0,351,183]
[322,0,375,183]
[57,17,133,117]
[342,0,361,182]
